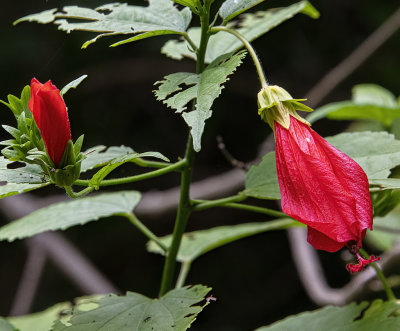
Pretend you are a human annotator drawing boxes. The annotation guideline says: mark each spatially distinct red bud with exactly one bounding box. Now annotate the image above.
[29,78,71,167]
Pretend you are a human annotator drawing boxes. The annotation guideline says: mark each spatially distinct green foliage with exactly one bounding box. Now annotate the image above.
[7,297,101,331]
[52,286,211,331]
[148,218,298,262]
[80,145,135,172]
[256,300,400,331]
[366,205,400,251]
[327,131,400,179]
[0,191,141,241]
[244,152,280,200]
[155,52,246,151]
[0,182,48,199]
[60,75,88,96]
[89,151,169,189]
[307,84,400,127]
[162,1,319,63]
[245,131,400,200]
[0,318,16,331]
[15,1,192,48]
[219,0,265,24]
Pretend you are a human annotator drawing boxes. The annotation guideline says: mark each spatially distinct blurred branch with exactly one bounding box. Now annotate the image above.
[306,6,400,107]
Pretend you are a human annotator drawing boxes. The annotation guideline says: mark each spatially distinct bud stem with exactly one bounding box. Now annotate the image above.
[210,26,268,88]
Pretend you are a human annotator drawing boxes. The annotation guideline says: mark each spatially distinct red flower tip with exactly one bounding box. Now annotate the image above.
[29,78,71,167]
[346,253,380,274]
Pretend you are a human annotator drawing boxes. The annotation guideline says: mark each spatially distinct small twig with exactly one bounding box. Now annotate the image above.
[9,243,47,316]
[217,136,249,170]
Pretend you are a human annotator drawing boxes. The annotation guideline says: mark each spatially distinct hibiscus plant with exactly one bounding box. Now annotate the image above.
[1,0,400,330]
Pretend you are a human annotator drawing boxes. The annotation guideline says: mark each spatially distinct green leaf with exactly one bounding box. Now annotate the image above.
[162,1,319,63]
[0,191,141,241]
[89,151,169,189]
[366,206,400,251]
[7,296,101,331]
[353,84,398,108]
[16,1,192,48]
[81,145,134,172]
[326,131,400,179]
[256,300,400,331]
[244,152,280,200]
[61,75,88,96]
[172,0,200,13]
[52,285,211,331]
[155,52,246,151]
[307,84,400,126]
[0,156,45,184]
[0,318,16,331]
[0,182,48,199]
[219,0,265,24]
[148,219,298,262]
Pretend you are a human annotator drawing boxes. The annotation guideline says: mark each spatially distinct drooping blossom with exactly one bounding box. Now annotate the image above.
[258,85,376,272]
[29,78,71,167]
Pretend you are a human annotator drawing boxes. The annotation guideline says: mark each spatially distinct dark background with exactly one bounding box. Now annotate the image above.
[0,1,399,330]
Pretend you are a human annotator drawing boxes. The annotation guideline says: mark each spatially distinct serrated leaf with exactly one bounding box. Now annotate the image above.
[155,52,246,151]
[245,131,400,200]
[81,145,134,172]
[256,300,400,331]
[244,152,280,200]
[0,318,16,331]
[7,296,101,331]
[366,206,400,251]
[61,75,88,96]
[52,285,211,331]
[148,218,298,262]
[0,191,141,241]
[16,1,192,48]
[219,0,265,24]
[163,1,319,63]
[89,151,169,189]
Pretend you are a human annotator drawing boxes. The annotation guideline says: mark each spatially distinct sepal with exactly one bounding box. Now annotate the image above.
[257,85,312,130]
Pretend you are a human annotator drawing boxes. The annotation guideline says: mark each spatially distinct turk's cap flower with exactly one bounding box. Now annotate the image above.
[275,115,373,253]
[257,85,313,131]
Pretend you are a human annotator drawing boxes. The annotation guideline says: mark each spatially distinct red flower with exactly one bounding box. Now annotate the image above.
[29,78,71,167]
[275,116,373,254]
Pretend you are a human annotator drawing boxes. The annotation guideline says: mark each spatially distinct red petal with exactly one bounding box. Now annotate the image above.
[275,116,372,252]
[29,78,71,167]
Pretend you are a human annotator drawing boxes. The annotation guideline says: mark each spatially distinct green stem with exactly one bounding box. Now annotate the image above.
[183,33,198,53]
[159,136,196,296]
[175,261,192,288]
[73,159,187,187]
[192,194,247,211]
[159,1,211,296]
[65,185,94,198]
[131,158,172,169]
[210,26,268,88]
[122,212,167,253]
[359,248,397,301]
[221,202,287,218]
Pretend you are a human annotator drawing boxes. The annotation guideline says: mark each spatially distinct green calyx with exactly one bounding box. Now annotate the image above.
[257,85,313,131]
[38,137,84,187]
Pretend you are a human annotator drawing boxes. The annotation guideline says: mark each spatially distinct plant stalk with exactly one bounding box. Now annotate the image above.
[159,4,211,296]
